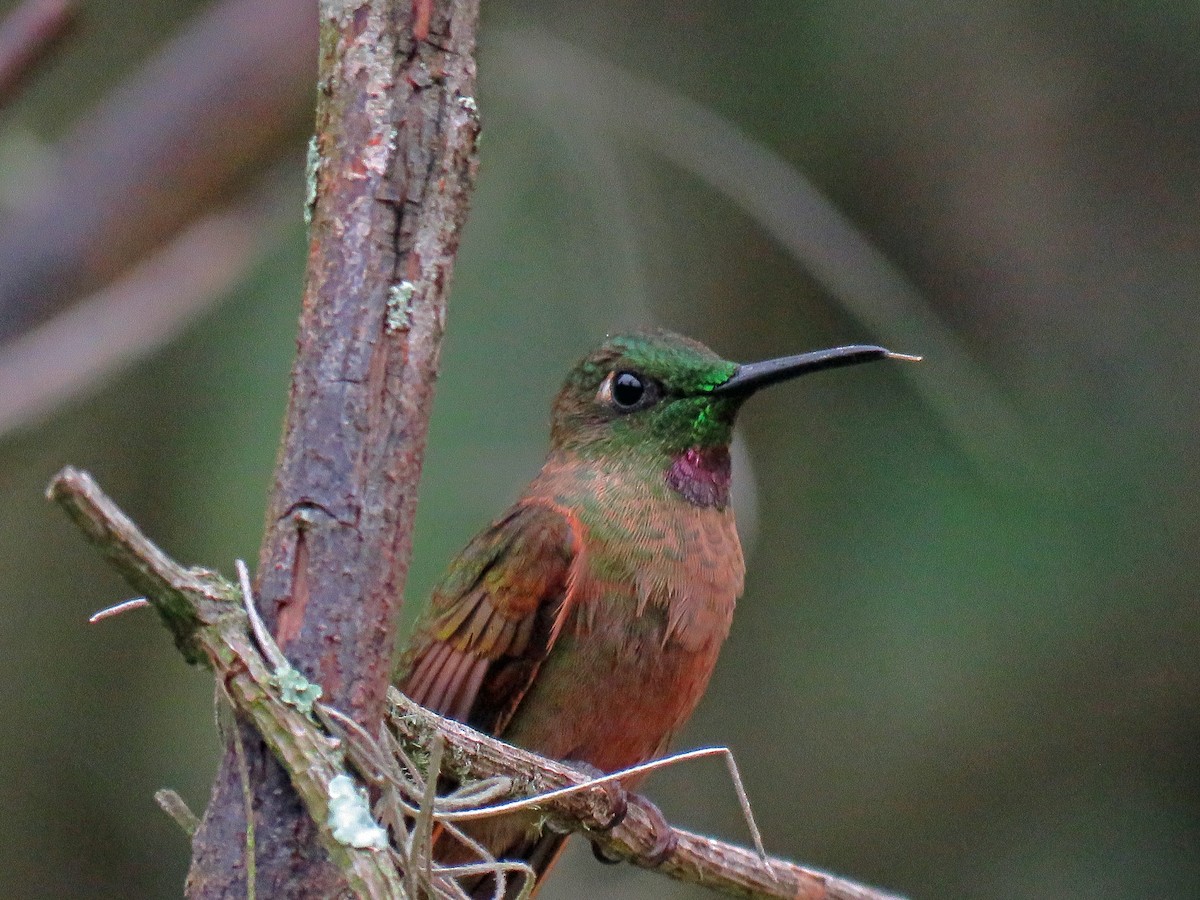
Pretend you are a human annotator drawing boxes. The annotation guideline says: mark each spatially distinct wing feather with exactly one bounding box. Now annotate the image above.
[397,499,580,734]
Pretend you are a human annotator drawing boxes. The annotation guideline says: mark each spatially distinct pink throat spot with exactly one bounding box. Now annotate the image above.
[666,446,732,508]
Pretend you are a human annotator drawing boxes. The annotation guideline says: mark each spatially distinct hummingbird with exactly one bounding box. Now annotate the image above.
[397,329,912,896]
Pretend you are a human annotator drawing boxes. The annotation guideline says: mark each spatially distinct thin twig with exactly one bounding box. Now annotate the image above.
[155,789,201,837]
[414,735,445,895]
[433,745,768,864]
[236,558,288,670]
[88,597,150,623]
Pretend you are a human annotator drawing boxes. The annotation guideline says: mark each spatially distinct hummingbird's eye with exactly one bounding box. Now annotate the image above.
[604,370,660,411]
[612,372,645,407]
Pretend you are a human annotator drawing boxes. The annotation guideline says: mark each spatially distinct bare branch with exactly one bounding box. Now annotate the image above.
[389,692,907,900]
[49,466,406,898]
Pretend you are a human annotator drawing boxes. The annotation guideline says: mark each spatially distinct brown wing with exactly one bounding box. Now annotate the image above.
[397,499,580,735]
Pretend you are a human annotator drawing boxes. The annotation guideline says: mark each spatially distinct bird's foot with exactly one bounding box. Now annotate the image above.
[559,760,628,864]
[562,761,677,868]
[589,793,677,867]
[562,760,628,831]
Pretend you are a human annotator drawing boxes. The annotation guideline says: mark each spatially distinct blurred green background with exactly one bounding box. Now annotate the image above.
[1,1,1197,898]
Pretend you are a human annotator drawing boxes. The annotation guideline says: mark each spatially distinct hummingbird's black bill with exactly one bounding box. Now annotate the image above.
[712,345,920,396]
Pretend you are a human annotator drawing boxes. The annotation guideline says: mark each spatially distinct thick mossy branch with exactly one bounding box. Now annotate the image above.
[50,466,907,900]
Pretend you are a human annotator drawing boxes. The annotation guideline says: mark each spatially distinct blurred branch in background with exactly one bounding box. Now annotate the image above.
[0,0,314,344]
[0,173,292,433]
[0,0,75,110]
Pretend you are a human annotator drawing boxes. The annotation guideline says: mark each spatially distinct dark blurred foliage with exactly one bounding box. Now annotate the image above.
[0,0,1197,897]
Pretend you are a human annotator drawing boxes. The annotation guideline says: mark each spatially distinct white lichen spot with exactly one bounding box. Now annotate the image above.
[361,124,397,179]
[327,775,388,850]
[459,95,478,113]
[304,135,320,226]
[386,280,415,332]
[270,664,322,718]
